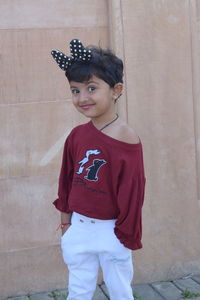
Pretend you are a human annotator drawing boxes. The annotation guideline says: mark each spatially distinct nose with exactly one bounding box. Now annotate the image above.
[78,90,89,104]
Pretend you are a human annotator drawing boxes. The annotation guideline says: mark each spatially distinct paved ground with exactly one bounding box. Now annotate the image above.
[4,274,200,300]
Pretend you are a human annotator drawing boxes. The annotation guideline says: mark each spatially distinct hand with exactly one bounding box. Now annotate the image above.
[61,224,71,236]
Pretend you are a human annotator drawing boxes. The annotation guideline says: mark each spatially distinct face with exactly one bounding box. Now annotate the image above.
[69,75,121,121]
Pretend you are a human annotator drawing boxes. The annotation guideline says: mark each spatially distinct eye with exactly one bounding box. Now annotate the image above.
[71,89,79,95]
[88,86,96,92]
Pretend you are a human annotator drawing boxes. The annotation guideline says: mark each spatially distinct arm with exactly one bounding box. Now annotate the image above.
[53,133,74,212]
[60,212,72,235]
[115,175,146,250]
[114,146,146,250]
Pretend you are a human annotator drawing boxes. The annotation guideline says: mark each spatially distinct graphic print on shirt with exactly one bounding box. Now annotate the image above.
[84,159,106,181]
[76,149,106,182]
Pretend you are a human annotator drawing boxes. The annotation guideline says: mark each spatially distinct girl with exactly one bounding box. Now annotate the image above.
[51,39,146,300]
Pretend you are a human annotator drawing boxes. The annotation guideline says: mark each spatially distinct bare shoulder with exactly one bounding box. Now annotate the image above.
[118,122,140,144]
[104,118,140,144]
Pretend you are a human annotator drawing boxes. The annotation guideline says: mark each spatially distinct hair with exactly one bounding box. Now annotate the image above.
[65,46,123,87]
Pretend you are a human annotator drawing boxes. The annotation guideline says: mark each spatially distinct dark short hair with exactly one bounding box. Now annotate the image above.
[65,46,123,87]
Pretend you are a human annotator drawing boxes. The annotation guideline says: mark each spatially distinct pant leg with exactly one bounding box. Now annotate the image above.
[67,253,99,300]
[98,227,134,300]
[61,216,99,300]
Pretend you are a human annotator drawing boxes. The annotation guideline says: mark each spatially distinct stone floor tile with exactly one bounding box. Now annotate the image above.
[101,283,164,300]
[100,284,109,298]
[5,297,26,300]
[28,291,53,299]
[183,298,200,300]
[173,278,200,293]
[93,285,108,299]
[4,276,200,300]
[193,275,200,284]
[133,283,165,300]
[179,298,200,300]
[28,286,107,300]
[152,281,182,300]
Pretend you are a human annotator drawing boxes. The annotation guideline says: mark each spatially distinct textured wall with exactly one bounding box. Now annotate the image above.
[115,0,200,283]
[1,0,200,299]
[0,1,108,298]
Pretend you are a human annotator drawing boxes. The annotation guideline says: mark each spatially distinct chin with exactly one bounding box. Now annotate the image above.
[80,110,99,118]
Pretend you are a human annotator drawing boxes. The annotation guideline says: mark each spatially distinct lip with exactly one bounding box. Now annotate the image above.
[80,104,95,110]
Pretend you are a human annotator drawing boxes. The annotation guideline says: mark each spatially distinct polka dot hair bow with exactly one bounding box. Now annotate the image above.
[51,39,92,71]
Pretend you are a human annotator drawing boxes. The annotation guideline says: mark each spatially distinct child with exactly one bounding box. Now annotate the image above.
[51,39,146,300]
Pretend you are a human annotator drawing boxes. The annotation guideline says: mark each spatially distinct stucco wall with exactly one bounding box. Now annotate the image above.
[0,0,200,299]
[0,1,108,298]
[117,0,200,283]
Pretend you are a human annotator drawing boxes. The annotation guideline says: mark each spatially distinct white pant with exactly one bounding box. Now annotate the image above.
[61,212,134,300]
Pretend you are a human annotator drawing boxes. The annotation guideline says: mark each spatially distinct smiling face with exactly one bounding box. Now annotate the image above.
[69,75,122,123]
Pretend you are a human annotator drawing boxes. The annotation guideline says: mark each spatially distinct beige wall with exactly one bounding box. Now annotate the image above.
[0,1,108,299]
[0,0,200,298]
[116,0,200,283]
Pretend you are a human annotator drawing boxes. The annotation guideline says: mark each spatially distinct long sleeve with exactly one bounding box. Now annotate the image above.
[53,133,74,213]
[52,122,146,245]
[114,148,146,250]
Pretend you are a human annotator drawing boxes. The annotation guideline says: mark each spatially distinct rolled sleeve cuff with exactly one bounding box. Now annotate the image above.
[114,227,143,251]
[53,198,72,213]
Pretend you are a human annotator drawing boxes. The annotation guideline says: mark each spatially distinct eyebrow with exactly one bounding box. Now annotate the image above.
[87,81,99,85]
[70,80,99,89]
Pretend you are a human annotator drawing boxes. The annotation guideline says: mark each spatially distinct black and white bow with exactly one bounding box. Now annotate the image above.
[51,39,92,71]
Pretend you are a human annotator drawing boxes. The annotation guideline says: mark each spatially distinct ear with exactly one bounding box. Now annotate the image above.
[113,83,123,101]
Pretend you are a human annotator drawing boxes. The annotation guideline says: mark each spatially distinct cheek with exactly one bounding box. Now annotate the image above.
[72,97,78,106]
[101,94,114,107]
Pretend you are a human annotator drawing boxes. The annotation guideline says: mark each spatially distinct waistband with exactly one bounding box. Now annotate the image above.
[72,212,116,226]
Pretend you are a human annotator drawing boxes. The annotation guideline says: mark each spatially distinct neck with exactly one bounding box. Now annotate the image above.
[91,113,119,131]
